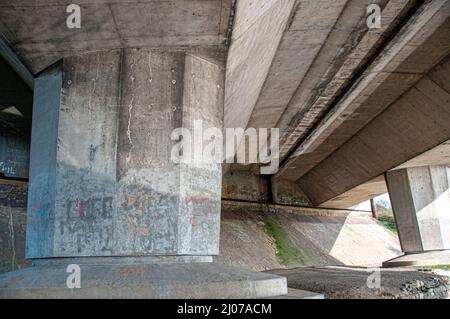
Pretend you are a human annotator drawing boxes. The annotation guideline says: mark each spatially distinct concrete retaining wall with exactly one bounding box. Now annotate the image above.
[0,180,30,274]
[0,133,29,179]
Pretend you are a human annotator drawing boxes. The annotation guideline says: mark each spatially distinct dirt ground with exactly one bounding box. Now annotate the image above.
[268,266,450,299]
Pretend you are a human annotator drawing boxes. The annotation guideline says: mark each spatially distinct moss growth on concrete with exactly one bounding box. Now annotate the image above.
[264,219,308,267]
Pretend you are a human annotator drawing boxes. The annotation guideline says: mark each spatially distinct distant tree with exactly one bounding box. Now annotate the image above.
[375,197,391,210]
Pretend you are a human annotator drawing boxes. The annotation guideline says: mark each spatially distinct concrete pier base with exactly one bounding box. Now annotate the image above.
[0,48,289,298]
[383,250,450,268]
[0,260,287,299]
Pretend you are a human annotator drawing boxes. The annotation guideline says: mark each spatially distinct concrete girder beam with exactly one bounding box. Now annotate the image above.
[320,139,450,209]
[295,55,450,206]
[277,0,450,181]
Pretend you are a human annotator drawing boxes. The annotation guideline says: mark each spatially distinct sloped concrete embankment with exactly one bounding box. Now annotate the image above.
[215,201,402,271]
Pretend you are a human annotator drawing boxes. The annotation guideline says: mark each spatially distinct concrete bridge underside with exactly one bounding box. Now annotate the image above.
[0,0,449,298]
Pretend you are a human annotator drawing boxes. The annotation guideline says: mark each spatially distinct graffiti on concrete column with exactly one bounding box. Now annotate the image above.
[127,223,149,236]
[119,192,156,213]
[120,191,156,236]
[186,196,213,233]
[28,201,45,223]
[75,197,89,221]
[68,196,113,221]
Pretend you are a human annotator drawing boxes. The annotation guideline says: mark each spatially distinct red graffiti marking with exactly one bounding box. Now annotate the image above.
[127,195,138,207]
[120,192,155,214]
[128,223,149,236]
[118,267,145,279]
[75,197,89,221]
[31,202,40,213]
[186,196,213,232]
[186,195,211,205]
[191,213,208,230]
[29,202,45,223]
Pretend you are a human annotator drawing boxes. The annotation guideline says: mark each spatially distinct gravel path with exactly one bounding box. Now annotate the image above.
[268,266,449,299]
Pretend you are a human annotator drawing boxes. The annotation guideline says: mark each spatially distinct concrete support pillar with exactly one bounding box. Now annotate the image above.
[370,199,378,220]
[385,166,450,253]
[0,49,287,298]
[27,49,224,259]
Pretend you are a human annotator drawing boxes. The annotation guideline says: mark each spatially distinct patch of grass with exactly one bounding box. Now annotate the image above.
[378,212,398,235]
[418,264,450,270]
[264,219,308,267]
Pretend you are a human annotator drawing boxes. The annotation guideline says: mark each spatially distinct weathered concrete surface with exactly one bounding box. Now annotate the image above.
[0,261,287,299]
[26,63,61,258]
[222,167,312,206]
[0,180,30,274]
[224,0,296,153]
[27,49,225,258]
[222,165,269,202]
[215,201,401,271]
[0,0,233,74]
[0,133,29,179]
[269,266,449,299]
[386,166,450,253]
[271,177,312,207]
[253,0,371,133]
[278,0,427,162]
